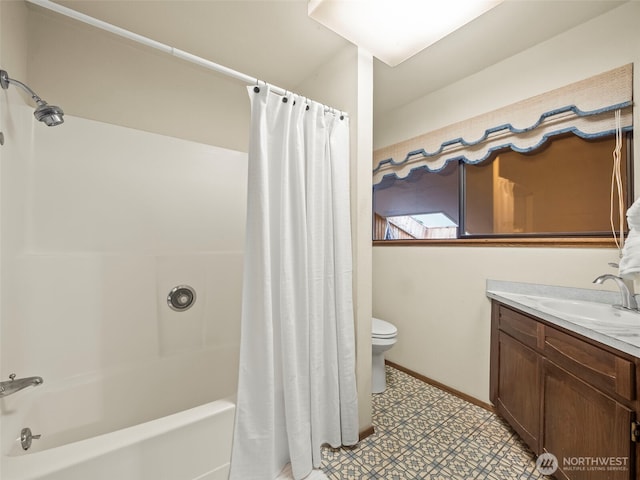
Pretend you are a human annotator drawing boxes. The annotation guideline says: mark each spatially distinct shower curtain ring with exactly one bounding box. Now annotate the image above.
[254,79,268,93]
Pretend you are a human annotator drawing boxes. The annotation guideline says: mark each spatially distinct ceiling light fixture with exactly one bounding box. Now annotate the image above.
[309,0,504,67]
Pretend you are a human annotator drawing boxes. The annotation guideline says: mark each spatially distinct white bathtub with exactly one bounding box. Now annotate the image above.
[2,399,235,480]
[1,346,238,480]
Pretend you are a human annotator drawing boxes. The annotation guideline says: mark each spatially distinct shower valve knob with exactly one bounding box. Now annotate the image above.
[20,427,41,450]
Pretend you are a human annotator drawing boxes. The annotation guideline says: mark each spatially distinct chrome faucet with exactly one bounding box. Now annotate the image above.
[593,274,638,311]
[0,374,44,397]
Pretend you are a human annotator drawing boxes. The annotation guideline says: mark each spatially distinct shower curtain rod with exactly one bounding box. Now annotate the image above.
[26,0,345,114]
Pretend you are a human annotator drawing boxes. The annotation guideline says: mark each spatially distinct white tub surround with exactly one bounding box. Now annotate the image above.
[1,345,239,480]
[1,345,238,456]
[487,279,640,357]
[0,107,245,480]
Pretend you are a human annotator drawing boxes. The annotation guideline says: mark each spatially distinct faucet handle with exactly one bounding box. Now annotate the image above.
[9,373,15,381]
[20,427,41,450]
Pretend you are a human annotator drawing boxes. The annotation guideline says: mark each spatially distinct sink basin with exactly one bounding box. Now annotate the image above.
[536,298,640,327]
[489,288,640,352]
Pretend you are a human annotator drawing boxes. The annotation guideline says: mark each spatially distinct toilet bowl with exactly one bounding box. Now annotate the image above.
[372,317,398,393]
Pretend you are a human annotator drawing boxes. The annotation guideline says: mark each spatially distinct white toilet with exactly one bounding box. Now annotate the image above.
[372,317,398,394]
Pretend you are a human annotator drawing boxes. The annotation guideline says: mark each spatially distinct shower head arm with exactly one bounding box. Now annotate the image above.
[0,70,45,105]
[0,68,64,126]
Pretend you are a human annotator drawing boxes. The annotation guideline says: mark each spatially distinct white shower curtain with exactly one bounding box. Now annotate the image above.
[229,86,359,480]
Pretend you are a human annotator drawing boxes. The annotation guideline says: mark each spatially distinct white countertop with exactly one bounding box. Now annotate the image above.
[487,280,640,358]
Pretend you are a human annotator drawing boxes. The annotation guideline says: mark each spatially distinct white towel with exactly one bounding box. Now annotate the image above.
[620,230,640,277]
[618,198,640,277]
[626,198,640,230]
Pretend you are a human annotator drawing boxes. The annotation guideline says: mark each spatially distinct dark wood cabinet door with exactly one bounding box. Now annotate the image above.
[496,331,542,454]
[544,359,634,480]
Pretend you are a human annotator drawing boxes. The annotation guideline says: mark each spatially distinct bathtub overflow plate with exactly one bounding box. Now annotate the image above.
[167,285,196,312]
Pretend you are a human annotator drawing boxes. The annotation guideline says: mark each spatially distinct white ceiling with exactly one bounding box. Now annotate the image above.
[52,0,627,118]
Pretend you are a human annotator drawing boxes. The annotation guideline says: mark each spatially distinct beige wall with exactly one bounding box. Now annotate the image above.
[353,49,374,432]
[26,4,251,153]
[0,0,28,83]
[373,1,640,403]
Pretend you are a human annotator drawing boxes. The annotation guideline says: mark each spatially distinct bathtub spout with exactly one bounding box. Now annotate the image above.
[0,374,44,397]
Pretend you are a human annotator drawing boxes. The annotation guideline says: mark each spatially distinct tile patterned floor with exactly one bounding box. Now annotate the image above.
[321,365,549,480]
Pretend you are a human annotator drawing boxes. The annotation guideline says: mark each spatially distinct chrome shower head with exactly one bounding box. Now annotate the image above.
[34,102,64,127]
[0,69,64,126]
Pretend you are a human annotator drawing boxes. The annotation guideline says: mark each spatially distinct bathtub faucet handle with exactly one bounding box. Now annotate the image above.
[20,427,41,450]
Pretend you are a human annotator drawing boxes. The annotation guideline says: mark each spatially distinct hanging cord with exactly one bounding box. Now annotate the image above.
[610,109,625,255]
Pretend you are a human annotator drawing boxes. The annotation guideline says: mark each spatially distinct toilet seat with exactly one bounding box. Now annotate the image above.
[372,317,397,339]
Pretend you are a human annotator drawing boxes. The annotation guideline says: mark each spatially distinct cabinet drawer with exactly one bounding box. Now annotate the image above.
[498,305,543,351]
[544,326,635,402]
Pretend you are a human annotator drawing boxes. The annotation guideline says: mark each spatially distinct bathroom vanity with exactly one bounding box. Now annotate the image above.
[487,281,640,480]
